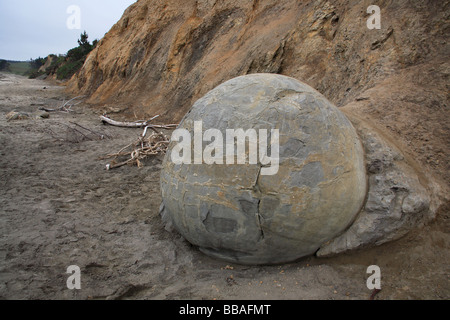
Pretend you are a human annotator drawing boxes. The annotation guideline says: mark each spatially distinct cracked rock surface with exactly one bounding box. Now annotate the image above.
[160,74,367,264]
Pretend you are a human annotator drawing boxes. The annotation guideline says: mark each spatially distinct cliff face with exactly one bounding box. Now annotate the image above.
[67,0,449,190]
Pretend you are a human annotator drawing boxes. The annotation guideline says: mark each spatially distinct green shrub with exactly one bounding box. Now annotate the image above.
[56,60,84,80]
[27,31,97,80]
[29,57,45,70]
[0,59,11,71]
[67,46,86,62]
[28,70,45,79]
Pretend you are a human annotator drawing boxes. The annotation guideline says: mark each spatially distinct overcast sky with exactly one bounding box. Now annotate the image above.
[0,0,136,61]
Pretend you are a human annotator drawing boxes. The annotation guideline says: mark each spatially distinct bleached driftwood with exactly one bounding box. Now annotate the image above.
[100,115,178,170]
[101,129,171,170]
[100,115,178,129]
[100,115,155,127]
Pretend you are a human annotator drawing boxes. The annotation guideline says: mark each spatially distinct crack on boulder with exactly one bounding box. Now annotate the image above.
[252,165,262,193]
[256,199,265,241]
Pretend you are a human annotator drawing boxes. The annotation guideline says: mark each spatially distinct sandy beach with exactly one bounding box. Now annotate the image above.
[0,73,448,300]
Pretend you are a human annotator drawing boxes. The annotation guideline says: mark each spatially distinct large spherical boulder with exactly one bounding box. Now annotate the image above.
[160,73,367,265]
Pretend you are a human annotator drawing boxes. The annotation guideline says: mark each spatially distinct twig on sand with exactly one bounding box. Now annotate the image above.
[39,95,85,112]
[100,116,177,170]
[63,124,91,143]
[68,121,111,139]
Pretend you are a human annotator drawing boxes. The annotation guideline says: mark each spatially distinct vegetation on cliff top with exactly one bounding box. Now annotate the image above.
[0,31,98,80]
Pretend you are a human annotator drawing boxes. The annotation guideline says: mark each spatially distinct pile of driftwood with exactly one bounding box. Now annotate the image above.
[99,115,177,170]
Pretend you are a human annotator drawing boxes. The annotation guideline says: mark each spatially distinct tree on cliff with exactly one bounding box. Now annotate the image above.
[77,31,89,47]
[68,31,94,61]
[29,57,45,70]
[28,31,98,80]
[57,31,97,80]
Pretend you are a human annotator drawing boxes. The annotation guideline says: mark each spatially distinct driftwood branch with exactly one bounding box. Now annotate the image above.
[100,115,151,127]
[100,115,177,170]
[68,121,111,139]
[38,107,58,112]
[100,115,178,129]
[103,131,170,170]
[39,95,85,112]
